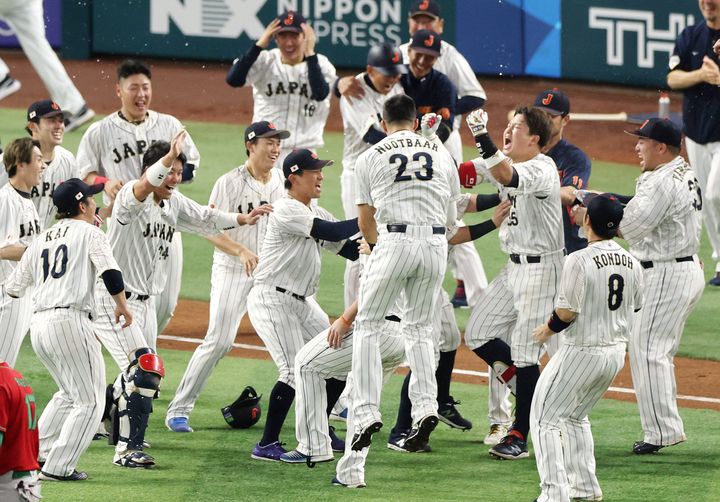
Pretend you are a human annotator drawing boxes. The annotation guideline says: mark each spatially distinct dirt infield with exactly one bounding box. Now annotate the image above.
[1,50,712,410]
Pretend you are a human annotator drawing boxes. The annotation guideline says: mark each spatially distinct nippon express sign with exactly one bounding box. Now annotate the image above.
[92,0,434,65]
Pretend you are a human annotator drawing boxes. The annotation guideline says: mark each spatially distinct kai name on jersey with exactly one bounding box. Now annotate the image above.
[142,222,175,242]
[374,137,438,154]
[44,225,70,242]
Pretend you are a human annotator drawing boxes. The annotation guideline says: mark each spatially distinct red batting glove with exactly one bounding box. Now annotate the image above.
[458,161,477,188]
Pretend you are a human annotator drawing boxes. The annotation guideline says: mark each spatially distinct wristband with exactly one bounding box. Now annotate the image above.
[95,175,108,185]
[145,159,171,187]
[474,133,499,159]
[485,150,507,169]
[547,310,572,333]
[467,220,497,241]
[339,315,352,327]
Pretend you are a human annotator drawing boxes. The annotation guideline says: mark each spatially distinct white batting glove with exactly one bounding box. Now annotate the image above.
[466,108,489,136]
[420,113,442,141]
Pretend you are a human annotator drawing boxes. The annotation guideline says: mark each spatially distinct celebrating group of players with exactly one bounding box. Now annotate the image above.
[1,0,719,501]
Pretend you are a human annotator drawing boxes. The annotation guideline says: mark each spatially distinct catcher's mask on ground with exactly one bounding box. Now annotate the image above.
[221,386,262,428]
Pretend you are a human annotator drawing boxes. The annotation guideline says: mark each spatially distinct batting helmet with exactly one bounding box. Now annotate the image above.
[221,386,262,429]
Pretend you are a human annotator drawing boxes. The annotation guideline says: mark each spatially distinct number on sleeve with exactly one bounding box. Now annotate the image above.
[607,273,624,311]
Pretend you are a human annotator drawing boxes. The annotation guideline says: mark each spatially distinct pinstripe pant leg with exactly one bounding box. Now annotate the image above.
[94,293,150,371]
[156,233,183,334]
[0,288,33,367]
[167,263,250,419]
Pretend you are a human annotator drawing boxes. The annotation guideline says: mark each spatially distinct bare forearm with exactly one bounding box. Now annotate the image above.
[667,69,703,90]
[0,245,26,261]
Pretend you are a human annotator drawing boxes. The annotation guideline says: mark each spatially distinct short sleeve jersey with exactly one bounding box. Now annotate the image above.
[0,363,39,474]
[0,184,41,283]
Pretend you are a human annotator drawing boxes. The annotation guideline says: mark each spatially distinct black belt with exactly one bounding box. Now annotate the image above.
[53,306,92,320]
[510,253,541,264]
[385,315,401,323]
[276,287,306,301]
[386,224,445,235]
[125,291,150,301]
[641,256,694,269]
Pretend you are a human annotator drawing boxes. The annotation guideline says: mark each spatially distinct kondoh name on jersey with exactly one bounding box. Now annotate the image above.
[374,137,438,154]
[593,251,634,270]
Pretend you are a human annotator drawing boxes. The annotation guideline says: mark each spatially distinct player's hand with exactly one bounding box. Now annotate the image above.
[358,238,372,255]
[239,249,259,276]
[242,203,273,225]
[258,18,281,48]
[302,23,317,56]
[532,324,553,344]
[458,161,479,188]
[104,179,123,199]
[169,129,188,160]
[571,205,587,225]
[466,109,489,136]
[338,76,365,103]
[249,203,273,218]
[115,304,133,328]
[492,200,512,227]
[715,39,720,57]
[420,113,442,141]
[327,317,351,349]
[700,56,720,85]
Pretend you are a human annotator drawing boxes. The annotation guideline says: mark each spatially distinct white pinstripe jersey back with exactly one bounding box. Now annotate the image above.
[252,196,343,297]
[354,130,460,226]
[209,164,284,266]
[0,184,41,283]
[4,219,119,313]
[556,240,643,346]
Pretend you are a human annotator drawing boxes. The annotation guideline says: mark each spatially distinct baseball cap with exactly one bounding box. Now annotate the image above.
[624,117,682,149]
[367,43,408,76]
[244,121,290,143]
[282,149,333,179]
[27,99,68,123]
[53,178,104,215]
[584,193,624,238]
[409,29,441,57]
[409,0,441,20]
[276,10,305,33]
[533,89,570,117]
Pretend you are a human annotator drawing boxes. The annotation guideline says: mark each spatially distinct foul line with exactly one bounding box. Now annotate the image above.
[158,334,720,406]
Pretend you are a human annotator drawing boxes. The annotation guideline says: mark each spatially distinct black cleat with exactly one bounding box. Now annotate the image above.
[40,470,88,481]
[404,415,439,452]
[632,441,665,455]
[438,397,472,430]
[350,421,382,451]
[490,432,529,460]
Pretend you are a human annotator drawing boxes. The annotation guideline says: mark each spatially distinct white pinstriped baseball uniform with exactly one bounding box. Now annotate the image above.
[622,156,704,447]
[244,49,336,163]
[4,219,119,479]
[94,180,233,370]
[247,196,347,388]
[167,164,284,421]
[531,239,643,502]
[465,153,564,368]
[77,110,200,334]
[351,130,459,432]
[339,73,404,308]
[0,183,40,366]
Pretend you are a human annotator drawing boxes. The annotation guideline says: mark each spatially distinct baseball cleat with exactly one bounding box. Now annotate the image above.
[438,397,472,430]
[450,281,468,308]
[490,431,529,460]
[39,470,88,481]
[387,430,432,453]
[708,274,720,287]
[350,420,383,451]
[404,415,439,452]
[329,425,345,452]
[632,441,665,455]
[113,450,156,468]
[280,449,333,464]
[65,105,96,132]
[251,441,287,462]
[0,75,21,101]
[331,476,366,488]
[166,416,194,433]
[483,424,509,446]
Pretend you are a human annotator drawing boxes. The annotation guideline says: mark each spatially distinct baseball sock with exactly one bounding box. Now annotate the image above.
[391,372,413,435]
[325,378,346,415]
[436,350,456,406]
[259,380,295,446]
[472,338,513,367]
[512,365,540,439]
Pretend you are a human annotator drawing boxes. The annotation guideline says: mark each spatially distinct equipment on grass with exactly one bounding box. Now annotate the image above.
[221,386,262,428]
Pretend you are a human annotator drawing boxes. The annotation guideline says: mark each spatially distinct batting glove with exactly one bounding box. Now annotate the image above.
[466,109,489,137]
[420,113,442,141]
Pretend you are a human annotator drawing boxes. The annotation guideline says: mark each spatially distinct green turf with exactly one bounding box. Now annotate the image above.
[12,339,720,502]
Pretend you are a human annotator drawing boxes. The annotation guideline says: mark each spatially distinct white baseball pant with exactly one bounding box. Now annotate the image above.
[685,137,720,269]
[32,309,104,478]
[341,170,361,308]
[0,286,32,367]
[155,233,183,334]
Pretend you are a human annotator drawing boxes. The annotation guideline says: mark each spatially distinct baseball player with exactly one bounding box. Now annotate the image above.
[530,194,643,502]
[668,0,720,286]
[348,96,460,460]
[247,149,360,462]
[0,138,42,366]
[166,121,289,432]
[339,42,406,308]
[0,362,41,500]
[619,119,704,454]
[77,59,200,335]
[226,11,337,166]
[4,178,133,482]
[459,106,563,460]
[96,132,269,468]
[0,0,94,131]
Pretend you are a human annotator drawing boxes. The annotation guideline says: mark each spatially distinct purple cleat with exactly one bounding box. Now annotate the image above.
[251,441,287,462]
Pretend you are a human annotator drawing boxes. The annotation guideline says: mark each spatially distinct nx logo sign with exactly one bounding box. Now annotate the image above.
[150,0,266,39]
[588,7,695,68]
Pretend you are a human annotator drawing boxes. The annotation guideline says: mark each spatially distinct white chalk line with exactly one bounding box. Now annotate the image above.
[158,334,720,406]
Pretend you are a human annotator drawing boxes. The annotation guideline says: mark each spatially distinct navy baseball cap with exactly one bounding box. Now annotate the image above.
[624,118,682,149]
[53,178,104,215]
[409,29,441,57]
[367,43,407,76]
[409,0,441,19]
[584,193,624,238]
[282,149,333,179]
[27,99,68,123]
[277,10,305,33]
[534,89,570,117]
[244,121,290,143]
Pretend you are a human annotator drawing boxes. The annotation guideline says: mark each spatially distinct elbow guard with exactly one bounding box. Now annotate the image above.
[310,218,360,242]
[102,269,125,296]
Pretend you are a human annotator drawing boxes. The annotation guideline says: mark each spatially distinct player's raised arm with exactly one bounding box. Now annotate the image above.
[133,129,187,201]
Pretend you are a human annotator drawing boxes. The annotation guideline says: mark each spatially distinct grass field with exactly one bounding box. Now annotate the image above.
[3,110,720,501]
